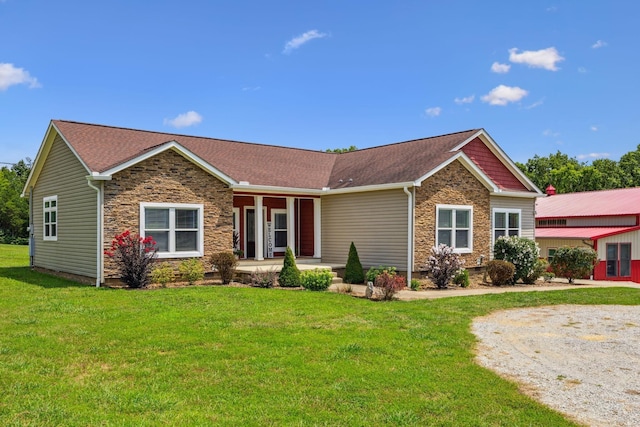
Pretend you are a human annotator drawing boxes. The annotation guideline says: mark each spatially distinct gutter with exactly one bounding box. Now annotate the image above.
[403,186,413,282]
[86,174,110,287]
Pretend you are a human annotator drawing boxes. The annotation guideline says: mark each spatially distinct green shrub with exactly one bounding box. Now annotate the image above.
[344,242,365,284]
[486,260,515,286]
[374,272,406,300]
[550,246,597,283]
[151,262,174,287]
[422,244,464,289]
[250,268,277,288]
[210,251,237,284]
[366,265,397,283]
[493,236,539,283]
[523,258,548,284]
[300,269,333,291]
[278,247,300,287]
[409,278,420,291]
[179,258,205,285]
[453,269,470,288]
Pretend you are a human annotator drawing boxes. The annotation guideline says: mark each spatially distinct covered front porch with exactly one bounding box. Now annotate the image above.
[233,193,321,260]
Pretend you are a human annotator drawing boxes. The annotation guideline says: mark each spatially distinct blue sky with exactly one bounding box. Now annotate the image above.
[2,1,639,166]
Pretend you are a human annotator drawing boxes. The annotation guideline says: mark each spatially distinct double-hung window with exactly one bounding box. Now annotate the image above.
[140,203,204,258]
[436,204,473,253]
[43,195,58,241]
[493,209,521,241]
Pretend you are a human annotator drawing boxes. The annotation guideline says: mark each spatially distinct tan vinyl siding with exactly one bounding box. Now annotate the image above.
[32,135,97,278]
[321,189,408,270]
[567,216,637,227]
[536,238,593,260]
[490,196,536,240]
[597,231,640,260]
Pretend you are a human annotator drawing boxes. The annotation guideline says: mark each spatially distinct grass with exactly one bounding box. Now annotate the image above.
[1,244,639,426]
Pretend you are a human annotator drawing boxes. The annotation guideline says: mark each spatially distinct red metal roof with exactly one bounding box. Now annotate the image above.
[536,187,640,218]
[536,226,640,239]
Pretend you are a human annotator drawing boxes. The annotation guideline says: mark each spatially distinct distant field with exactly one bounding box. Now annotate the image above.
[1,244,638,426]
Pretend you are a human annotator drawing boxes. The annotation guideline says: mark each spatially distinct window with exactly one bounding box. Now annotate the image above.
[43,195,58,241]
[140,203,203,258]
[547,248,557,263]
[537,219,567,227]
[272,209,287,252]
[493,209,521,241]
[607,243,631,277]
[436,204,472,253]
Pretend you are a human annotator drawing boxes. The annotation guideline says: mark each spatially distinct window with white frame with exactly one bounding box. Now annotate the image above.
[43,195,58,241]
[272,209,287,252]
[436,204,473,253]
[140,203,204,258]
[493,208,521,241]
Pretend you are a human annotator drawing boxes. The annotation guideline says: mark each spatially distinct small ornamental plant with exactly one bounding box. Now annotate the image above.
[179,258,205,285]
[366,265,397,283]
[210,252,237,284]
[300,268,334,291]
[104,230,158,288]
[486,260,515,286]
[422,244,465,289]
[278,247,301,287]
[374,271,406,300]
[344,242,365,284]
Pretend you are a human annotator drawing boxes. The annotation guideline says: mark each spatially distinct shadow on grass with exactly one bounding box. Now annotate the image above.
[0,266,92,289]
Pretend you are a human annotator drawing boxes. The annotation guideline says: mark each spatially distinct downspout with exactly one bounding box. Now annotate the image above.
[28,187,34,267]
[87,179,102,287]
[403,186,413,282]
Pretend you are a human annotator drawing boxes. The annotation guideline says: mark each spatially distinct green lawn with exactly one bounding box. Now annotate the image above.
[1,245,639,426]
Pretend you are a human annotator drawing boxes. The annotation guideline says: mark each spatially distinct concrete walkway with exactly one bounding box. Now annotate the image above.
[330,279,640,300]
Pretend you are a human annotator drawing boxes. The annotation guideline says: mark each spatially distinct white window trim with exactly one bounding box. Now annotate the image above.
[435,204,473,254]
[232,207,240,251]
[271,208,287,253]
[492,208,522,247]
[140,202,204,259]
[43,195,58,241]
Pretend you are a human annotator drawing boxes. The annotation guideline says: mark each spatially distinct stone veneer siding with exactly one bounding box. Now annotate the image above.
[414,160,491,269]
[103,150,233,278]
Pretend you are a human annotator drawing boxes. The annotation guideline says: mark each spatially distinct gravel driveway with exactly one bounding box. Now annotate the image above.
[472,305,640,427]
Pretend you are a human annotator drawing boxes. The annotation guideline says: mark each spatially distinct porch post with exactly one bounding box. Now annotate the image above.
[313,198,321,258]
[287,197,296,257]
[255,195,264,260]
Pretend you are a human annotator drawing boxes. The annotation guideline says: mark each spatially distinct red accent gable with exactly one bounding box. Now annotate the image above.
[461,137,528,191]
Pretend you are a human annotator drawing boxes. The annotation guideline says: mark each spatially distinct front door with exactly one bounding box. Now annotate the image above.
[246,209,255,258]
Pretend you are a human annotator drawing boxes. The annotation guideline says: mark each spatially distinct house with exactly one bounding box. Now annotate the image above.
[535,186,640,283]
[22,120,542,286]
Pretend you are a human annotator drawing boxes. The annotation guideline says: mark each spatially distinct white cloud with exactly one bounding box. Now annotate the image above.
[283,30,328,54]
[242,86,261,92]
[0,63,40,91]
[508,47,565,71]
[481,85,528,106]
[425,107,441,117]
[590,125,598,131]
[163,111,202,128]
[454,95,474,105]
[578,67,587,73]
[546,6,558,12]
[592,40,607,49]
[491,62,511,74]
[525,99,544,109]
[542,129,559,137]
[577,152,609,160]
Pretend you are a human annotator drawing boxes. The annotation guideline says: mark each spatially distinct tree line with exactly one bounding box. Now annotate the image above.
[516,144,640,194]
[0,159,31,244]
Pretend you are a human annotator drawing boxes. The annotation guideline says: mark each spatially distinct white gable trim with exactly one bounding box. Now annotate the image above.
[415,152,499,192]
[449,129,542,194]
[99,140,237,185]
[22,121,92,197]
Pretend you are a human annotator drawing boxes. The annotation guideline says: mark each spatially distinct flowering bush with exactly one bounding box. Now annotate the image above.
[422,244,465,289]
[374,271,406,300]
[104,230,157,288]
[493,236,539,283]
